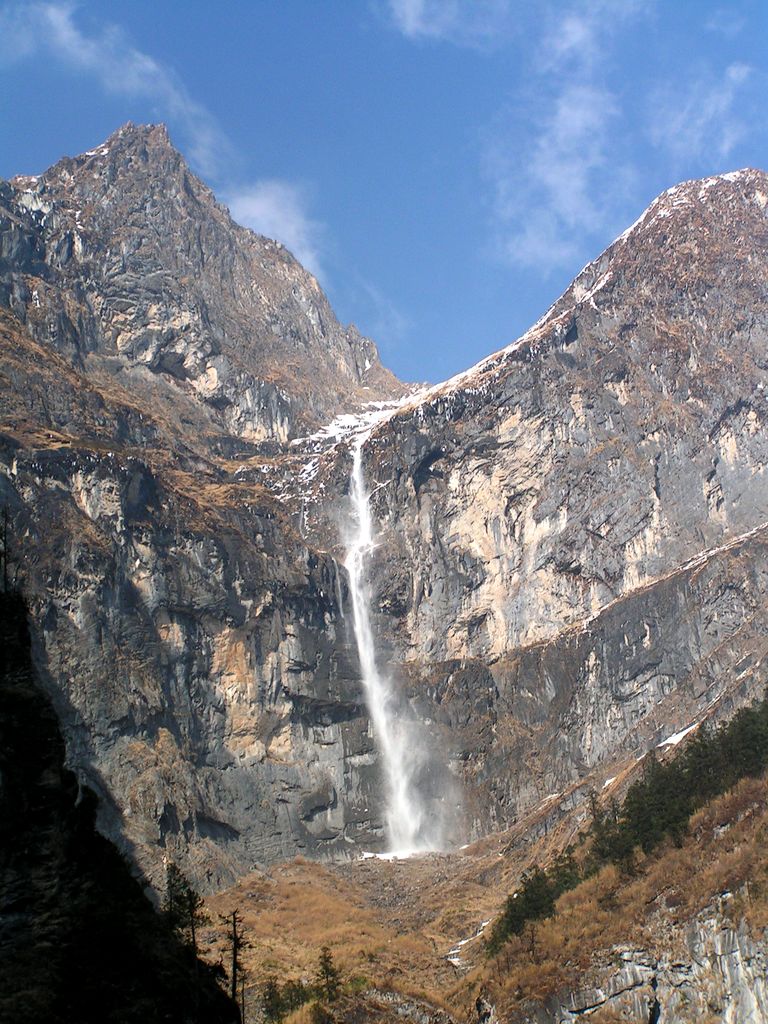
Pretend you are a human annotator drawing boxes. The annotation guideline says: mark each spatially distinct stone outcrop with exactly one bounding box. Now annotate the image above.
[521,902,768,1023]
[0,301,388,888]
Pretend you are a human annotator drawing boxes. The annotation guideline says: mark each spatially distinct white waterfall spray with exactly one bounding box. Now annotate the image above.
[344,436,442,854]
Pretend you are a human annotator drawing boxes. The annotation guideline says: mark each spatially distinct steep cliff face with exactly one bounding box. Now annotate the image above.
[0,303,388,886]
[1,126,767,887]
[0,592,239,1023]
[0,126,402,887]
[306,168,768,835]
[357,170,768,659]
[539,913,768,1024]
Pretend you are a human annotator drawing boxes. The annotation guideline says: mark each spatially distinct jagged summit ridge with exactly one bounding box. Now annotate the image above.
[308,163,768,847]
[384,167,768,418]
[1,122,403,445]
[354,159,768,646]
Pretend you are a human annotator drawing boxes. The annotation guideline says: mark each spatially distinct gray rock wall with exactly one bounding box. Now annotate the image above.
[2,432,386,888]
[529,905,768,1023]
[311,169,768,838]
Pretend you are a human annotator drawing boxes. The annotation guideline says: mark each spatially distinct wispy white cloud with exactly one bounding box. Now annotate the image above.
[704,8,746,38]
[387,0,514,47]
[484,0,649,272]
[0,1,228,178]
[648,62,755,165]
[538,0,650,70]
[354,278,411,347]
[486,84,626,268]
[225,182,325,279]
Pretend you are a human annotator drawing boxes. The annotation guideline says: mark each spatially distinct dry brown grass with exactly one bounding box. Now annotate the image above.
[198,768,768,1022]
[450,774,768,1021]
[201,857,455,1012]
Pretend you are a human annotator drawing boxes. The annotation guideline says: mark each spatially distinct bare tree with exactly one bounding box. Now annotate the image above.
[221,909,248,1005]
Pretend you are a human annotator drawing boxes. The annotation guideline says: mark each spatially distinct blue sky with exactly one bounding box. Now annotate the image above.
[1,1,766,383]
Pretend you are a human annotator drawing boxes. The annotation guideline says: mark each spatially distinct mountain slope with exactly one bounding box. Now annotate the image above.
[1,128,767,887]
[1,122,402,444]
[356,168,768,657]
[0,127,403,887]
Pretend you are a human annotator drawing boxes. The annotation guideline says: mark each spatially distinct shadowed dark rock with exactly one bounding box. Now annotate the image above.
[0,592,239,1024]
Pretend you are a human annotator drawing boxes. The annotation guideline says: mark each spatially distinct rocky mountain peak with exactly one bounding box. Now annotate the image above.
[1,124,403,445]
[3,130,768,900]
[564,165,768,312]
[335,160,768,741]
[13,122,202,219]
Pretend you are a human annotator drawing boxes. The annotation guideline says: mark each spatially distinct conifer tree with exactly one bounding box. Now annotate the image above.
[316,947,340,1002]
[162,862,208,956]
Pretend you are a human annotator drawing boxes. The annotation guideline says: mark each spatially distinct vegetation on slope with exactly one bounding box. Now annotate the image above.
[486,691,768,954]
[457,772,768,1020]
[202,856,458,1019]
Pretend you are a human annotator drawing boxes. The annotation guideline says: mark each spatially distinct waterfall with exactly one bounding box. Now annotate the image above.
[344,436,441,854]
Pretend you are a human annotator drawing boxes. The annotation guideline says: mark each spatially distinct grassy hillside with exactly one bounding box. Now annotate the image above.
[456,774,768,1021]
[196,701,768,1023]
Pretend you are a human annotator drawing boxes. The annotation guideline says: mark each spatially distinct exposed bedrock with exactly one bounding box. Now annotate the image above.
[518,905,768,1023]
[2,125,768,884]
[1,424,382,888]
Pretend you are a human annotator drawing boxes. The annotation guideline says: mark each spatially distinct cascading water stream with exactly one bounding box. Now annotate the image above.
[344,436,438,854]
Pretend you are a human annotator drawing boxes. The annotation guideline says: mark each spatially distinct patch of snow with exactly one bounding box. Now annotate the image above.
[698,177,719,193]
[719,169,749,183]
[288,393,425,486]
[360,849,427,861]
[293,395,422,451]
[658,721,700,748]
[446,919,492,967]
[572,270,613,306]
[602,776,616,789]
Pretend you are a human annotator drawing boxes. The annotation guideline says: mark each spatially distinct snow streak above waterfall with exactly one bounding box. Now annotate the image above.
[345,437,440,854]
